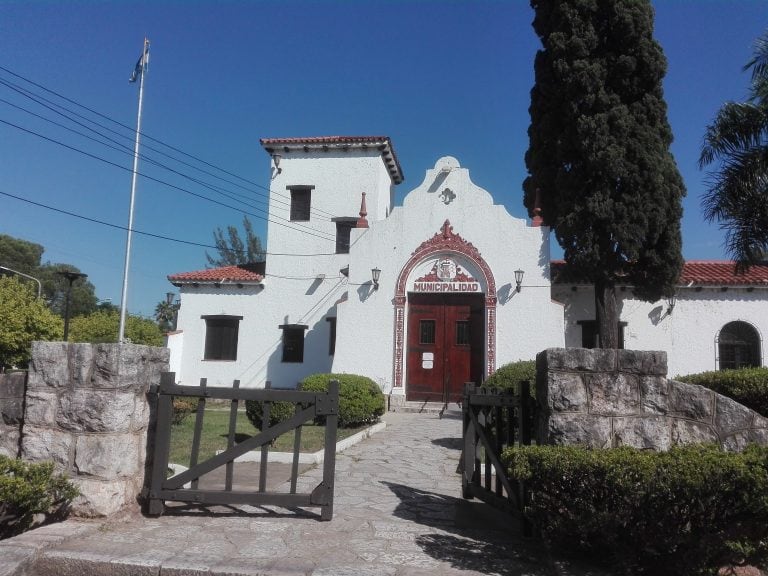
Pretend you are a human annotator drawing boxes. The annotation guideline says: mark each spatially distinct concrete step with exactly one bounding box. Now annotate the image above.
[389,400,463,418]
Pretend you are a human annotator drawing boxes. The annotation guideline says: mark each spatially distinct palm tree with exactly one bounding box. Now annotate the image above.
[700,31,768,269]
[154,300,176,332]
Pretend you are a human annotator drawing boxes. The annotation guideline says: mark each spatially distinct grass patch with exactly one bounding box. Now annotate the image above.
[168,408,366,467]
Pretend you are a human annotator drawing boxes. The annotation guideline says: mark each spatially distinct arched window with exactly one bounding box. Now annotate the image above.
[718,321,762,370]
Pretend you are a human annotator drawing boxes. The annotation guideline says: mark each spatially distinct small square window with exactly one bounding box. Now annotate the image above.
[578,320,626,349]
[420,320,436,345]
[280,324,308,363]
[335,222,353,254]
[289,187,312,221]
[202,316,242,360]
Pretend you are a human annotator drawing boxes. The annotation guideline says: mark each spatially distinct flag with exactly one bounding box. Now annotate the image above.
[129,42,149,83]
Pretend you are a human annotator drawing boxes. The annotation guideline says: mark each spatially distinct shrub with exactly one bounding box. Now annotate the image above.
[300,373,385,428]
[171,397,196,425]
[503,444,768,575]
[244,398,295,430]
[0,456,79,540]
[482,360,536,393]
[676,367,768,416]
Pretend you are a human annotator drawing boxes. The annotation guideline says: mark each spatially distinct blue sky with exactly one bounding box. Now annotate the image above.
[1,1,766,317]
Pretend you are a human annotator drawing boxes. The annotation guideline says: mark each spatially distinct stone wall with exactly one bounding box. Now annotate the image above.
[20,341,168,517]
[0,371,26,458]
[536,348,768,451]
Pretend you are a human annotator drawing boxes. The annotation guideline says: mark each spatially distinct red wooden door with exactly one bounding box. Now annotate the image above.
[406,294,484,402]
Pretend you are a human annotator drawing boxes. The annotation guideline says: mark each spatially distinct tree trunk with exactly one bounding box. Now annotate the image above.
[595,278,618,349]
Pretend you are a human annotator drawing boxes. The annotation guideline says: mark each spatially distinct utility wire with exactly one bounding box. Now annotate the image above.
[0,80,339,240]
[0,77,329,221]
[0,65,338,219]
[0,189,343,257]
[0,117,338,243]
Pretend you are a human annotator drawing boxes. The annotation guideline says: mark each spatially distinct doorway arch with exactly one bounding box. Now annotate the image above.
[392,220,497,391]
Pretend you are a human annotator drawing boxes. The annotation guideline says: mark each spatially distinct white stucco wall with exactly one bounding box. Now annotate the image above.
[265,151,393,278]
[552,284,768,377]
[173,280,347,388]
[173,143,768,398]
[332,156,565,395]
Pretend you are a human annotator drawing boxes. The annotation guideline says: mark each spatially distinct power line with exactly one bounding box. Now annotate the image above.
[0,64,339,220]
[0,93,316,225]
[0,116,338,243]
[0,82,339,240]
[0,77,325,221]
[0,188,343,257]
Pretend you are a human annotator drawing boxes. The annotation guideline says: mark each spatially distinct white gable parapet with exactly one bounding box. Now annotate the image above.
[333,156,565,399]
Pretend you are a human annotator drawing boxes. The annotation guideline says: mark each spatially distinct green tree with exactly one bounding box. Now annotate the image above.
[154,300,177,332]
[205,216,265,267]
[700,30,768,269]
[0,234,43,275]
[523,0,685,348]
[68,310,163,346]
[37,264,98,319]
[0,277,63,369]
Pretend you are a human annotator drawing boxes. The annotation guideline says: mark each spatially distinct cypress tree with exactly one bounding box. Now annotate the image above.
[523,0,685,348]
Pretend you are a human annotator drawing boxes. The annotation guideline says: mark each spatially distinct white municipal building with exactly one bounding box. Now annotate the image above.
[166,136,768,403]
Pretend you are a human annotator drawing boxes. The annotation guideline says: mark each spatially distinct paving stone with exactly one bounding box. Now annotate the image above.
[19,412,564,576]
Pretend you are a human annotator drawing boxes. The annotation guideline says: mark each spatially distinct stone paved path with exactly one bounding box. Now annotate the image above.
[1,412,561,576]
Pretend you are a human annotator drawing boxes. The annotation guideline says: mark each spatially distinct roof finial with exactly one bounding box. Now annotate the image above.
[356,192,369,228]
[532,188,543,227]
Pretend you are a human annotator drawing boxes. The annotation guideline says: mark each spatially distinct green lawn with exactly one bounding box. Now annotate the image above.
[167,409,365,467]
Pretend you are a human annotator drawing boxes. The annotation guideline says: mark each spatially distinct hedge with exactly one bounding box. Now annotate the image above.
[0,456,79,540]
[676,367,768,417]
[503,444,768,574]
[301,373,385,428]
[245,397,295,430]
[481,360,535,393]
[245,374,385,430]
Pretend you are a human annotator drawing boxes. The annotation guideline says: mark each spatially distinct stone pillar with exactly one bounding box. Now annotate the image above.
[535,348,768,451]
[0,371,26,458]
[20,342,168,517]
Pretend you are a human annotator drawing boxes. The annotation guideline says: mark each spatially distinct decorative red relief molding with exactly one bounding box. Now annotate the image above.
[392,220,497,389]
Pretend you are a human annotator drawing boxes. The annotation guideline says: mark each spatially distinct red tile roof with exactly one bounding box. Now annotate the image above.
[551,260,768,286]
[168,263,264,284]
[260,135,404,184]
[679,260,768,286]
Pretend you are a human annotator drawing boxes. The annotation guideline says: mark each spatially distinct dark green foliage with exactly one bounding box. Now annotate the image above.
[206,216,266,267]
[300,373,385,428]
[0,456,79,540]
[482,361,536,393]
[676,367,768,417]
[0,235,98,318]
[244,398,295,429]
[504,444,768,574]
[37,263,98,319]
[700,30,768,269]
[0,234,43,275]
[523,0,685,346]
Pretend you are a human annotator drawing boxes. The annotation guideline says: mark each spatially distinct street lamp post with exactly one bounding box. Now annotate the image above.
[57,271,87,341]
[0,265,42,298]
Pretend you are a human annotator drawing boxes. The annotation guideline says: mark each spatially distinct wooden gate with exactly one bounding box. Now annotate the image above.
[146,373,339,520]
[462,381,535,534]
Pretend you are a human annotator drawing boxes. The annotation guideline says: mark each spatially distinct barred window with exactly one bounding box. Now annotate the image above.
[280,324,309,363]
[202,315,242,360]
[288,186,313,221]
[718,321,761,370]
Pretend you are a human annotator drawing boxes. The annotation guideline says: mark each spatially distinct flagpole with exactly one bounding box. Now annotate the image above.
[119,37,149,344]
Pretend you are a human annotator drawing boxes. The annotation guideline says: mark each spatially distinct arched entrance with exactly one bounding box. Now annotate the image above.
[393,220,497,401]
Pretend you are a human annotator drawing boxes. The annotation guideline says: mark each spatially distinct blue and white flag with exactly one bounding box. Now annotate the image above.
[129,42,149,83]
